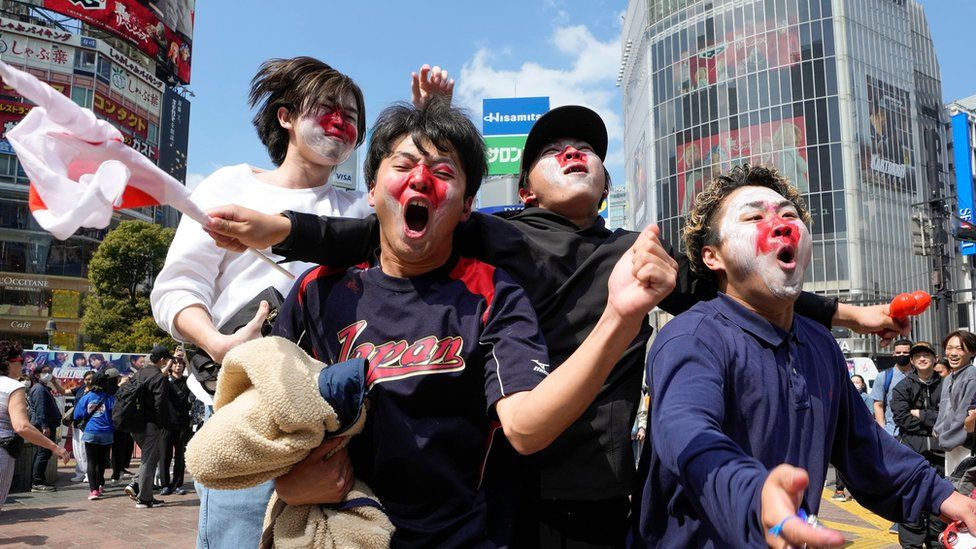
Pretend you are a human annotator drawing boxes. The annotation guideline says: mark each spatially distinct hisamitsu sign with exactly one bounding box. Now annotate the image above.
[482,97,550,136]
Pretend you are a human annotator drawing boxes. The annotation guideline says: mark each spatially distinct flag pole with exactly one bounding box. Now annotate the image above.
[247,248,295,280]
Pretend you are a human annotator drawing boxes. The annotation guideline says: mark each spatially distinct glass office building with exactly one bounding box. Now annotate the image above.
[622,0,955,350]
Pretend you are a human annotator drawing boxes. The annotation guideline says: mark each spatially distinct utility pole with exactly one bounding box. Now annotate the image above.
[911,128,952,339]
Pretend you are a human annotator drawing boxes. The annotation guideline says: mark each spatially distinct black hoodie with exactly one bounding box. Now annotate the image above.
[890,369,943,457]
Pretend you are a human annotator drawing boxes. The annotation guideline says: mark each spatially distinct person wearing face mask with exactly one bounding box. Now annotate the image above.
[870,338,914,436]
[149,58,453,549]
[934,330,976,476]
[28,364,63,492]
[0,341,69,509]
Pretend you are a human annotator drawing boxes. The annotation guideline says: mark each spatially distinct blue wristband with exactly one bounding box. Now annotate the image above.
[768,509,809,537]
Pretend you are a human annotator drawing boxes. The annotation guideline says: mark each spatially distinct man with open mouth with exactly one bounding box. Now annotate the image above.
[269,98,677,546]
[631,164,976,548]
[202,103,910,547]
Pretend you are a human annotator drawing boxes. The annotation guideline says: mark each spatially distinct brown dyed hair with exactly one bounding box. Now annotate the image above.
[249,56,366,166]
[682,163,810,276]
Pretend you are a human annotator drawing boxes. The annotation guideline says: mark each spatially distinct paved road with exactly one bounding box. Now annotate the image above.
[0,463,909,548]
[1,462,199,548]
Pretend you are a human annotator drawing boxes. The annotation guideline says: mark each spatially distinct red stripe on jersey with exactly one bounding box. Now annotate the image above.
[298,263,368,306]
[449,257,496,325]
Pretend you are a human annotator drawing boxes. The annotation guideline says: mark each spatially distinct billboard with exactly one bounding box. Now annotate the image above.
[42,0,194,84]
[158,85,189,181]
[676,17,800,91]
[485,134,528,175]
[862,76,914,190]
[953,112,976,256]
[482,97,549,136]
[17,349,149,392]
[676,117,809,214]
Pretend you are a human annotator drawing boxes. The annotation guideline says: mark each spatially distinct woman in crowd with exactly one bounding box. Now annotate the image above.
[934,330,976,475]
[73,372,115,501]
[69,370,93,483]
[107,370,134,484]
[159,357,192,496]
[28,363,63,492]
[851,374,872,410]
[0,340,69,509]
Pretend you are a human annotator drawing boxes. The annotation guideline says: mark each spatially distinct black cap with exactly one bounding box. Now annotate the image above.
[149,345,173,363]
[909,341,936,357]
[519,105,608,185]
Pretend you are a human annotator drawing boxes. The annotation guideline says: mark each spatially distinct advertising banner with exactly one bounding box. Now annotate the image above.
[676,116,809,214]
[862,76,914,190]
[0,35,73,74]
[158,85,189,181]
[486,134,528,175]
[482,97,550,136]
[93,91,148,138]
[953,112,975,256]
[42,0,194,84]
[18,349,149,392]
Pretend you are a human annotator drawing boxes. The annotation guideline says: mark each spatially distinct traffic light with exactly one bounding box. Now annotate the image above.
[954,218,976,243]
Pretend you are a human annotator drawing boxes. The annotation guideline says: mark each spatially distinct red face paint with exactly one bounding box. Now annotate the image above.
[554,146,588,169]
[754,208,802,256]
[389,164,450,209]
[317,106,357,144]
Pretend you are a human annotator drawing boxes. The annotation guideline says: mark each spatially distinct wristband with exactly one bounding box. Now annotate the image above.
[768,509,808,537]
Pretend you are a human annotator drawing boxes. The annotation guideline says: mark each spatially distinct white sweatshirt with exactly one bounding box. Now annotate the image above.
[151,163,371,350]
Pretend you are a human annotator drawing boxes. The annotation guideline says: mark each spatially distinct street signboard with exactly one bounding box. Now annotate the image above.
[482,97,549,136]
[486,135,528,175]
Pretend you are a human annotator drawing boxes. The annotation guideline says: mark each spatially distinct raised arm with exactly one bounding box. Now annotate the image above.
[494,225,676,454]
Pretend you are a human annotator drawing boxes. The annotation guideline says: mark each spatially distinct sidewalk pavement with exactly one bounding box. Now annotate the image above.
[0,461,199,548]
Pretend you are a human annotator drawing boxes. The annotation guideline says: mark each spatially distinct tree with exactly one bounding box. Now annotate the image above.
[81,220,175,352]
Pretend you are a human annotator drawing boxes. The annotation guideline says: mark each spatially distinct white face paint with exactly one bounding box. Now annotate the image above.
[716,186,812,300]
[297,110,356,166]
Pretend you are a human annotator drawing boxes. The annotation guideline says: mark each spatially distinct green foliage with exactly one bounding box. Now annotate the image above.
[82,221,175,352]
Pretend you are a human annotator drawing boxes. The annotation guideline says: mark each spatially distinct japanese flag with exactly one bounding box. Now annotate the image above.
[0,60,208,240]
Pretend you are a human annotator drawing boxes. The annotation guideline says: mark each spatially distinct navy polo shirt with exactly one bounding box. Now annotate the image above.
[273,253,549,547]
[630,293,954,547]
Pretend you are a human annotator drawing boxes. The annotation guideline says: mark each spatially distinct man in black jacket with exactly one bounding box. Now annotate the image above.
[202,105,907,546]
[124,345,172,509]
[891,341,945,547]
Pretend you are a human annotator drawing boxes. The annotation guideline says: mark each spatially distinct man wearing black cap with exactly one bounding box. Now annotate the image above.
[891,341,946,547]
[201,105,907,546]
[124,344,173,509]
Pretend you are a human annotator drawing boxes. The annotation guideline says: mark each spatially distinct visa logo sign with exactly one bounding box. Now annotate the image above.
[482,97,549,136]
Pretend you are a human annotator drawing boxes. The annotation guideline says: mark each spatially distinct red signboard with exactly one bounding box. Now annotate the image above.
[43,0,193,84]
[93,92,148,138]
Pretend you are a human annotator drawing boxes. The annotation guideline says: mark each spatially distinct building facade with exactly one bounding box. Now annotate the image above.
[622,0,956,351]
[0,2,191,348]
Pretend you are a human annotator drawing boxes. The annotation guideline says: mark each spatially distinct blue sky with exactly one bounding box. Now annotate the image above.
[184,0,973,192]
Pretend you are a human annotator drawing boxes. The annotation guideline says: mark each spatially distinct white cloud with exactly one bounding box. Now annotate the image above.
[185,172,206,193]
[456,24,623,177]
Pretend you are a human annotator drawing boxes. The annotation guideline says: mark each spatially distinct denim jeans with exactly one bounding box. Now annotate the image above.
[196,480,275,549]
[31,431,55,485]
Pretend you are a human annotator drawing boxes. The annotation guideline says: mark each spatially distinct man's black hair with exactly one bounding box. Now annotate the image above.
[364,98,486,198]
[892,338,913,348]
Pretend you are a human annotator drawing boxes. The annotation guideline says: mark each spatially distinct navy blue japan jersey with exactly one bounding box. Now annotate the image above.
[272,253,549,547]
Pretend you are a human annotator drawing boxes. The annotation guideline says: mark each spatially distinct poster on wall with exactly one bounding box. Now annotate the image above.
[42,0,194,84]
[18,349,149,391]
[676,117,809,215]
[676,16,801,92]
[862,76,914,191]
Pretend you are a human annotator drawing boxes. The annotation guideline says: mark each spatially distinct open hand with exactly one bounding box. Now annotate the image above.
[762,465,845,548]
[411,64,454,108]
[206,301,269,363]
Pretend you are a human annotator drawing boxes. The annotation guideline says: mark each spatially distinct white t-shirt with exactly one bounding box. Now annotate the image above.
[0,375,25,438]
[151,164,372,405]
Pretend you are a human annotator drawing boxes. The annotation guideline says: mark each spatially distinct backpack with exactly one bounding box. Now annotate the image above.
[880,368,895,410]
[112,375,147,433]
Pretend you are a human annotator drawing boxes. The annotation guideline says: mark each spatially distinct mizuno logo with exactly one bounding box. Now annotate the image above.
[531,359,549,375]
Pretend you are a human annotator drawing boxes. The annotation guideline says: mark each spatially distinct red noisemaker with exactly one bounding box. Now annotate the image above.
[888,290,932,319]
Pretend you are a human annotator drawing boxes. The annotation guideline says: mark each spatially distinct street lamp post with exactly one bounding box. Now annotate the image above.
[45,319,57,349]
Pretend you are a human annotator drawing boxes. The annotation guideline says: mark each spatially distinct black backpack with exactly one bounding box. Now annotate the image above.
[112,375,147,433]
